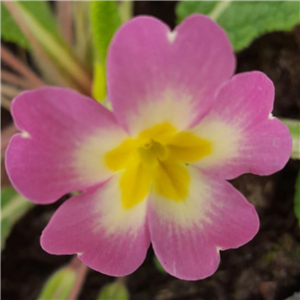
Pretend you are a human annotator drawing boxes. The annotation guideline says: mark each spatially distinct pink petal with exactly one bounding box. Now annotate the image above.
[6,87,127,204]
[108,15,235,134]
[191,71,292,179]
[148,168,259,280]
[41,176,150,276]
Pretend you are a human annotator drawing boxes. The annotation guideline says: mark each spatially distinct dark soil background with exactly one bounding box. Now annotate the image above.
[2,2,300,300]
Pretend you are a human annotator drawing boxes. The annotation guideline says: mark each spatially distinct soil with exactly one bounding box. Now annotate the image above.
[1,2,300,300]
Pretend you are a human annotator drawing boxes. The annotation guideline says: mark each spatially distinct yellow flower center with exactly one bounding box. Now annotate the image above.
[105,123,211,209]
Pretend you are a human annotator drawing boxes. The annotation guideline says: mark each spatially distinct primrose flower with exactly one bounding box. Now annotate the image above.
[6,15,292,280]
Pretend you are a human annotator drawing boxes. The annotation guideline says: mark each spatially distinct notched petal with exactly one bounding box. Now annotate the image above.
[20,131,31,139]
[41,178,150,276]
[167,31,177,43]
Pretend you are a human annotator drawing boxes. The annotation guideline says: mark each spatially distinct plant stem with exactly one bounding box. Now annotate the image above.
[1,45,45,88]
[5,1,92,94]
[29,37,73,89]
[3,2,72,89]
[56,1,73,46]
[1,71,32,89]
[1,124,18,152]
[1,84,22,99]
[67,257,88,300]
[1,95,12,111]
[119,1,134,23]
[73,1,92,69]
[116,276,127,285]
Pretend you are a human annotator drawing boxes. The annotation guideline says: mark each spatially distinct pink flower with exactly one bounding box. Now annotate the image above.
[6,15,292,280]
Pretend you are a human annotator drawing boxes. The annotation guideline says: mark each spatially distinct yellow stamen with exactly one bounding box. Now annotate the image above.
[105,122,212,209]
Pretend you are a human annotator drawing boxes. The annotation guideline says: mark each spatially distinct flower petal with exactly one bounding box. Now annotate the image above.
[190,72,292,179]
[41,175,150,276]
[6,87,127,204]
[108,14,235,134]
[148,167,259,280]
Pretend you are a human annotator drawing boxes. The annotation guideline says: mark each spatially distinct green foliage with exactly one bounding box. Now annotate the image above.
[176,1,300,51]
[92,61,107,102]
[37,267,76,300]
[1,1,59,49]
[294,171,300,227]
[1,3,29,48]
[1,188,33,249]
[90,1,121,102]
[90,1,122,63]
[97,281,129,300]
[281,118,300,160]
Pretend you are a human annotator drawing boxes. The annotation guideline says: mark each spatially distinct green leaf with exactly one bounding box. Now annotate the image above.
[92,61,107,103]
[295,171,300,227]
[1,188,34,249]
[1,3,29,48]
[97,281,129,300]
[176,1,300,51]
[1,0,59,49]
[280,118,300,160]
[90,1,121,103]
[90,1,121,63]
[37,267,77,300]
